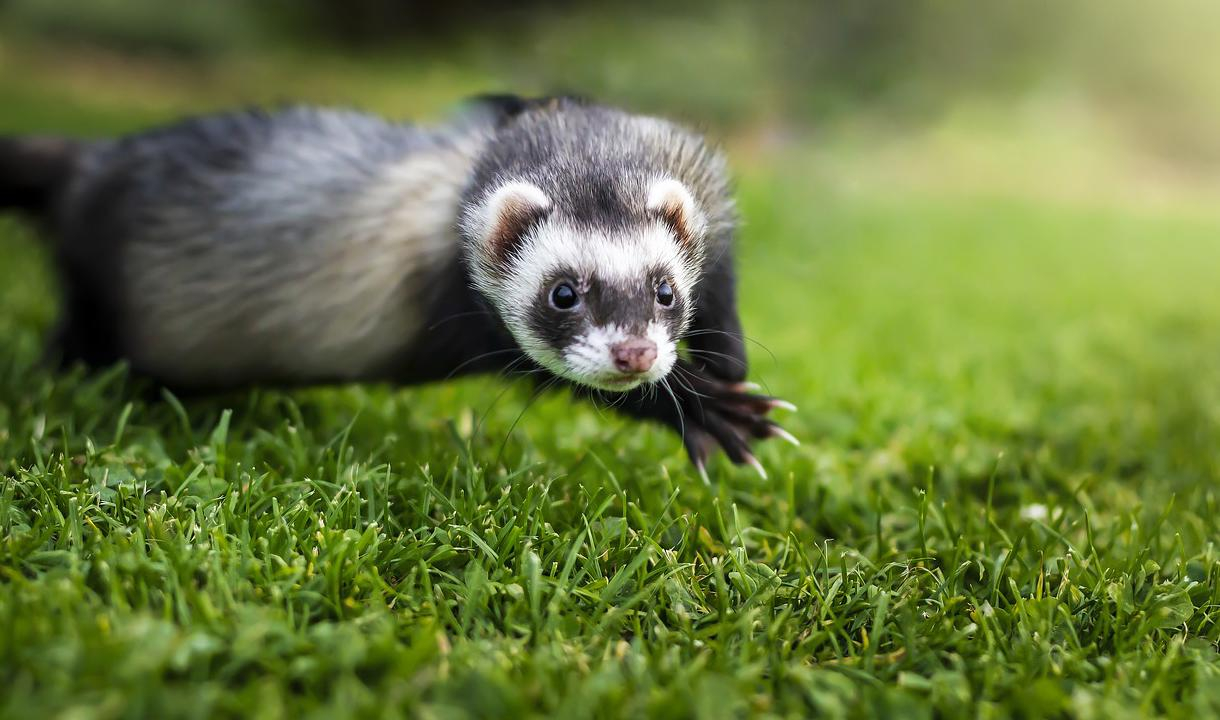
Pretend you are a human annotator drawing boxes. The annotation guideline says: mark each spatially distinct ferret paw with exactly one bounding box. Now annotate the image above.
[660,363,797,479]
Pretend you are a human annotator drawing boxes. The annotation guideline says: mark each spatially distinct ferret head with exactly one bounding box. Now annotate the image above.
[461,177,708,391]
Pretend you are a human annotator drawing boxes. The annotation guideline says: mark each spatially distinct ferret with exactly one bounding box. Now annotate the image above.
[0,95,794,476]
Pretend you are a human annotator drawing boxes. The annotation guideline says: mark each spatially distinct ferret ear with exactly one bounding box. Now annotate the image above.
[647,178,705,252]
[473,181,553,264]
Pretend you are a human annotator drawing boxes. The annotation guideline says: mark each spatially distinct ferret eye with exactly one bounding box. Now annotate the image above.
[656,280,675,307]
[550,282,579,310]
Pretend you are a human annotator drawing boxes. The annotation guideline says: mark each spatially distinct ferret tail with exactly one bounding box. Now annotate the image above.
[0,135,81,219]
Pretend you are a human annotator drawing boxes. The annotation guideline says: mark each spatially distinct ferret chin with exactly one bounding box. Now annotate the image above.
[0,94,794,474]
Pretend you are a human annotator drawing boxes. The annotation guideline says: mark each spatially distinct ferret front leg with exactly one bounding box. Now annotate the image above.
[683,252,749,383]
[594,361,795,480]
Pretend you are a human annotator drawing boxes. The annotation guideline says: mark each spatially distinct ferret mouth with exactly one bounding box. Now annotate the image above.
[581,373,652,392]
[601,375,644,387]
[554,333,677,392]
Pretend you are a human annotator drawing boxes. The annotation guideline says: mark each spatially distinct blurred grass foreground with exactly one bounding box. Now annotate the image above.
[2,1,1220,718]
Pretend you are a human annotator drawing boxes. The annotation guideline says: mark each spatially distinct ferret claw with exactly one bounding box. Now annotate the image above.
[744,453,768,480]
[769,399,797,413]
[669,362,796,477]
[770,425,800,446]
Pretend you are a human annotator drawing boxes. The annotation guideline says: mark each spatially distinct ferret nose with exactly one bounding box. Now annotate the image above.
[610,339,658,374]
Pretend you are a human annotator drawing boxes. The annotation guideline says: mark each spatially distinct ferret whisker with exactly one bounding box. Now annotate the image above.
[474,379,526,443]
[494,376,560,466]
[588,389,611,421]
[681,329,778,366]
[500,367,543,382]
[475,357,549,435]
[671,365,712,401]
[496,354,537,379]
[660,376,686,445]
[685,348,749,369]
[445,348,522,381]
[427,309,493,332]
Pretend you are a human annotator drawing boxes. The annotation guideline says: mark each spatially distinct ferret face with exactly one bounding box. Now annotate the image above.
[463,179,706,391]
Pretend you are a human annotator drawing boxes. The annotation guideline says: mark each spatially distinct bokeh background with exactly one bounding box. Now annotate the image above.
[3,0,1219,206]
[3,2,1220,716]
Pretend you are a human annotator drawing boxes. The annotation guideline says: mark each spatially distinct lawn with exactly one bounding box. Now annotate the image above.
[2,46,1220,720]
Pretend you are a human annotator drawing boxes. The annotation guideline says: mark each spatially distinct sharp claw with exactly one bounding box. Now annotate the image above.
[732,381,762,392]
[695,461,711,486]
[770,426,801,446]
[744,453,768,480]
[769,399,798,413]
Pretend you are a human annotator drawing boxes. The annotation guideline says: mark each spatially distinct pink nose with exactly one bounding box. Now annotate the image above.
[610,339,658,374]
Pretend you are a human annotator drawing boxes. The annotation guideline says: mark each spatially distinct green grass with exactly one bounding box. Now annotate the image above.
[3,58,1220,719]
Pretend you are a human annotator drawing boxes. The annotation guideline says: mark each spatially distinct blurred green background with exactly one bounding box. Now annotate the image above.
[2,0,1219,212]
[3,2,1220,717]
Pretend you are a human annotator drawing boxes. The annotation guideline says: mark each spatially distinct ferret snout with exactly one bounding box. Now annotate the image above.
[610,339,658,374]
